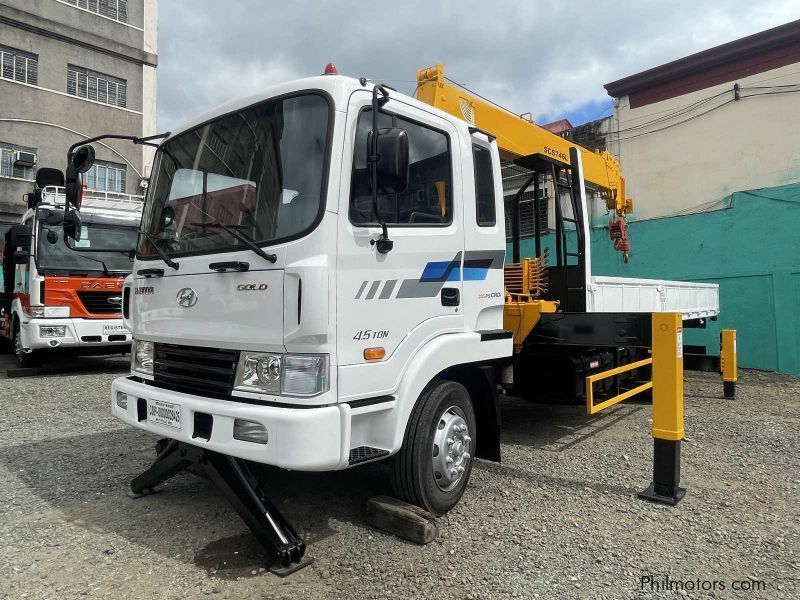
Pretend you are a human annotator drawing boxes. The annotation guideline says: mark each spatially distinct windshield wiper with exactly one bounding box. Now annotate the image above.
[200,223,277,264]
[73,254,114,277]
[142,231,179,270]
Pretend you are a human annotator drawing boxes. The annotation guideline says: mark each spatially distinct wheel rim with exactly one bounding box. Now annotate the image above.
[432,405,471,492]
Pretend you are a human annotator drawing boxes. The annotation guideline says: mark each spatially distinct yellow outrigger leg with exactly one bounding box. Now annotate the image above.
[720,329,738,398]
[639,313,686,505]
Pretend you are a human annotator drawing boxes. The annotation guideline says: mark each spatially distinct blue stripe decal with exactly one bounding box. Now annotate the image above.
[462,267,489,281]
[420,261,452,281]
[420,260,489,282]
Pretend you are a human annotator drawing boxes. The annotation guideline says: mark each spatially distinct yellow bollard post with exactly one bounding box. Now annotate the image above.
[639,312,686,505]
[720,330,737,398]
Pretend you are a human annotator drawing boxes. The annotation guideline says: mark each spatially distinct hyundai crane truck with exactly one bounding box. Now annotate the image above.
[1,168,141,367]
[57,65,732,575]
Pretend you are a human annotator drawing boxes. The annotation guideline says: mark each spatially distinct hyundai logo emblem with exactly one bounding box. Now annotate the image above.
[107,296,123,305]
[176,287,198,308]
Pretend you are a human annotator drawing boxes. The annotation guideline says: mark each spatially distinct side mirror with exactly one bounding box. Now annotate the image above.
[13,252,31,265]
[72,145,96,174]
[65,163,82,209]
[63,209,83,242]
[369,128,409,195]
[9,224,32,250]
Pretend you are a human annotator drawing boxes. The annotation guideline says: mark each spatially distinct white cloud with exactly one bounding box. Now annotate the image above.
[156,1,800,129]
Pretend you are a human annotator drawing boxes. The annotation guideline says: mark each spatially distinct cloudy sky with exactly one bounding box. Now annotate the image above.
[156,1,799,131]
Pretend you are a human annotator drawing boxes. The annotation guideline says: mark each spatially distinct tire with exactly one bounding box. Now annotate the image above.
[391,379,476,515]
[13,321,38,368]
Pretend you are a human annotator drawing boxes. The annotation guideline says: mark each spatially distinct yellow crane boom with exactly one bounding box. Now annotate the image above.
[415,63,633,261]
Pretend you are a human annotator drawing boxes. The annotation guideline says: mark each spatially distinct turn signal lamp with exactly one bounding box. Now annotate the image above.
[364,347,385,361]
[323,63,338,75]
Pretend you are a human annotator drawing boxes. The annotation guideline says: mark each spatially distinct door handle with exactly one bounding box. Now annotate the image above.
[441,287,460,307]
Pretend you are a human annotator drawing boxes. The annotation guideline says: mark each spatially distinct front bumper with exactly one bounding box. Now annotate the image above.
[22,318,131,351]
[111,376,348,471]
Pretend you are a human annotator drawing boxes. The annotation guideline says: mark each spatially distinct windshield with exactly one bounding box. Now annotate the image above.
[138,92,330,258]
[37,222,137,274]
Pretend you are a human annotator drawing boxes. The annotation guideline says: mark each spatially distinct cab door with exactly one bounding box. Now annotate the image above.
[336,93,464,395]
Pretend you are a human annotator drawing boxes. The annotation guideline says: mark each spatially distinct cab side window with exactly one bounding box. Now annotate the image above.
[350,109,452,225]
[473,145,496,226]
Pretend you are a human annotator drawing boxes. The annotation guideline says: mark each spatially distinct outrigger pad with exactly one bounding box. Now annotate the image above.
[638,482,687,506]
[128,440,312,576]
[638,438,686,506]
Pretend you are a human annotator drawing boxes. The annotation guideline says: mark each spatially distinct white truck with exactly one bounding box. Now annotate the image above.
[1,169,141,367]
[57,69,720,574]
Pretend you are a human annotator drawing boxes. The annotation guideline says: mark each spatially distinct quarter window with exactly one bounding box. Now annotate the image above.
[0,45,37,85]
[67,65,127,108]
[350,109,452,226]
[473,145,496,226]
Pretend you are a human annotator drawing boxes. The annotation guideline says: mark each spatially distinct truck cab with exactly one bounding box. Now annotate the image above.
[1,168,142,367]
[110,74,510,514]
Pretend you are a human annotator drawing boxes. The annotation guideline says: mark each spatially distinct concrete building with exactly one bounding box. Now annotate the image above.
[579,20,800,375]
[0,0,157,220]
[604,19,800,221]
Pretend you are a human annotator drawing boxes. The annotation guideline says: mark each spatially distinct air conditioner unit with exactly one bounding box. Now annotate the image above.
[14,151,36,168]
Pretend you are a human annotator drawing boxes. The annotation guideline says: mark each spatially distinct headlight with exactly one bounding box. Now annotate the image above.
[39,325,66,338]
[30,306,69,318]
[234,352,328,397]
[132,339,154,375]
[234,352,282,394]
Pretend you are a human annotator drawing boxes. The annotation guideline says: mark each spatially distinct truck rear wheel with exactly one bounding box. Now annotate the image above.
[391,380,476,515]
[13,322,38,368]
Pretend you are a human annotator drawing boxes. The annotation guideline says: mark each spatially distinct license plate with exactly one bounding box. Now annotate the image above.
[103,324,129,334]
[147,399,181,429]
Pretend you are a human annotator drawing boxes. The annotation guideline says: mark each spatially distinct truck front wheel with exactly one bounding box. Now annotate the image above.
[391,380,476,515]
[13,322,38,368]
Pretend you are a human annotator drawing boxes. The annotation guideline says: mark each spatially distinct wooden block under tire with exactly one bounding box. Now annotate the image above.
[365,495,438,545]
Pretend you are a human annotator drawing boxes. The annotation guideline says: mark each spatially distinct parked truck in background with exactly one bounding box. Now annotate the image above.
[1,168,142,367]
[56,66,725,573]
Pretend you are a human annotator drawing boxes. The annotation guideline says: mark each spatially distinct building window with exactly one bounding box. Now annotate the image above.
[0,45,38,85]
[67,65,127,108]
[63,0,128,23]
[85,160,127,193]
[0,142,36,180]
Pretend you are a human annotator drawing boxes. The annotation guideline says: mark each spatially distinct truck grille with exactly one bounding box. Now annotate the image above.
[153,343,239,399]
[77,291,123,314]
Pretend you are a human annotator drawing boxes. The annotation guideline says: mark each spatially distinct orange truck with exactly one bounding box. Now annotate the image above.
[0,168,142,367]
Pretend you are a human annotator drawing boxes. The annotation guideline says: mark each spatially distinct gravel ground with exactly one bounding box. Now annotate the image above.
[0,367,797,600]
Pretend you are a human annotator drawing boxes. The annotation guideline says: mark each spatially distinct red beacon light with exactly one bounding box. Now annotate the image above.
[323,63,338,75]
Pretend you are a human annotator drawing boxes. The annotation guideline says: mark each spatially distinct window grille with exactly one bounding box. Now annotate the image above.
[63,0,127,23]
[0,143,36,180]
[67,65,127,108]
[0,45,38,85]
[85,160,127,193]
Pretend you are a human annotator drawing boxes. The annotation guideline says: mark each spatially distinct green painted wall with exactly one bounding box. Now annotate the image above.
[509,183,800,374]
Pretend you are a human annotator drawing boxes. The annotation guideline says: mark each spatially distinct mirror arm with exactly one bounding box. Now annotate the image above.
[369,84,393,254]
[67,131,171,156]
